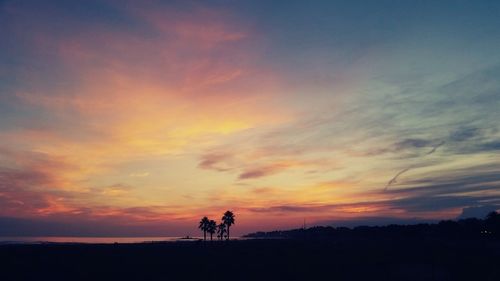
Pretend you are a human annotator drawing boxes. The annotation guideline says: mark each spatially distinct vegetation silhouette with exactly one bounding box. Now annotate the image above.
[486,211,500,234]
[198,216,209,241]
[245,211,500,240]
[198,210,236,241]
[207,220,217,241]
[217,222,226,240]
[222,210,235,240]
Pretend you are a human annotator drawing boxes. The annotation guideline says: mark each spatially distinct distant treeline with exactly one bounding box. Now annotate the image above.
[244,211,500,240]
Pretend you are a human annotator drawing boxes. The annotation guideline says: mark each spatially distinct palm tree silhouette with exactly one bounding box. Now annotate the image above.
[199,216,209,241]
[207,220,217,241]
[222,210,235,240]
[217,223,226,240]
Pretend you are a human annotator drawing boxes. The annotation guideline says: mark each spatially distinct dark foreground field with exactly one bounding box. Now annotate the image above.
[1,237,500,281]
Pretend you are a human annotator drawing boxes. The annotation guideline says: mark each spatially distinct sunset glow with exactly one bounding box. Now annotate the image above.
[1,0,499,236]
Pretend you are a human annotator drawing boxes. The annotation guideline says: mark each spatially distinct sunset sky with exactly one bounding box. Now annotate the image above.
[1,0,500,236]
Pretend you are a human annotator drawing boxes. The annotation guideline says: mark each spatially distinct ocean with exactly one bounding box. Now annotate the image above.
[0,236,203,244]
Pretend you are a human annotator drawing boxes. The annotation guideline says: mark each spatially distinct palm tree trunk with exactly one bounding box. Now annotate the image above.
[204,231,206,241]
[210,233,213,241]
[227,226,230,240]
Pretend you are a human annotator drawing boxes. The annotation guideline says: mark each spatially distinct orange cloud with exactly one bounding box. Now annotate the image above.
[238,161,306,179]
[1,3,295,228]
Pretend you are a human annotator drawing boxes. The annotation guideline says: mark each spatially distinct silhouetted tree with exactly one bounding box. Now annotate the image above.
[217,223,226,240]
[207,220,217,241]
[244,212,500,241]
[486,211,500,236]
[486,211,499,222]
[199,216,209,241]
[438,220,460,236]
[222,210,235,240]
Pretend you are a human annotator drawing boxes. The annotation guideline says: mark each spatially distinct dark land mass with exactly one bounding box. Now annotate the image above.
[1,237,499,281]
[1,214,500,281]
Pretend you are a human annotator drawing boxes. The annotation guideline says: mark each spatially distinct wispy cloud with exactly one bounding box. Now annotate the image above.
[238,162,293,180]
[198,153,233,172]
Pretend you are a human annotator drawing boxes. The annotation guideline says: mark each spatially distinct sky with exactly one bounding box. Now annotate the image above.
[1,0,500,236]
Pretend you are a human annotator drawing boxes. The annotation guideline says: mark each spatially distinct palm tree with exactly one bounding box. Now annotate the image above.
[222,210,235,240]
[199,216,209,241]
[217,223,226,240]
[207,220,217,241]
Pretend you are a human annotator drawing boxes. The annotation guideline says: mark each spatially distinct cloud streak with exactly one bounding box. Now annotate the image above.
[384,167,411,191]
[384,140,445,190]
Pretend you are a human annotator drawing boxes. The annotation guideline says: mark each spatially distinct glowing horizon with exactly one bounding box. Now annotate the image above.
[1,0,499,236]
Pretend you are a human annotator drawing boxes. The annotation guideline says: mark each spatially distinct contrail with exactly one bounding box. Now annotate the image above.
[384,167,411,191]
[426,141,445,155]
[384,140,445,191]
